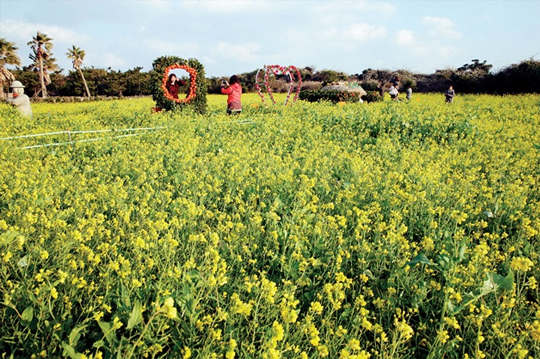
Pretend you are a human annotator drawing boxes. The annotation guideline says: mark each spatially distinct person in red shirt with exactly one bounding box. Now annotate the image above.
[221,75,242,115]
[166,73,186,99]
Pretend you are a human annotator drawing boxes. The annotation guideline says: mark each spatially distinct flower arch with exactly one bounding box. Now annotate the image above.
[161,64,198,103]
[151,56,207,114]
[255,65,302,107]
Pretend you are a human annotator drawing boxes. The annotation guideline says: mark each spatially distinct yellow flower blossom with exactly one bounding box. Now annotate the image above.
[510,257,534,272]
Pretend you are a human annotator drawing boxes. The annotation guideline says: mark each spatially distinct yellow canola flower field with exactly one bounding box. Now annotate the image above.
[1,93,539,358]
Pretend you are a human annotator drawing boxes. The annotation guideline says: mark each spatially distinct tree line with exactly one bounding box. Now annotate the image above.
[1,32,539,100]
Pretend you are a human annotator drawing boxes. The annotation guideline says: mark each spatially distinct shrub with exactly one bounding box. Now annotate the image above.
[300,81,322,91]
[360,80,381,92]
[363,90,383,103]
[299,89,361,103]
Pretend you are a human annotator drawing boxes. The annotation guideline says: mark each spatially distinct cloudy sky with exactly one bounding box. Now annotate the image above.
[1,0,539,77]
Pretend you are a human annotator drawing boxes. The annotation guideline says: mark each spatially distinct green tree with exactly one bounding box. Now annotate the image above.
[28,31,56,98]
[312,69,348,84]
[66,45,91,97]
[11,66,39,97]
[107,68,127,97]
[0,38,21,99]
[488,58,540,94]
[124,67,151,96]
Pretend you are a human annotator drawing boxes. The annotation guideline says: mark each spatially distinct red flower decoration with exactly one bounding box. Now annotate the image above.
[255,65,302,107]
[161,64,198,103]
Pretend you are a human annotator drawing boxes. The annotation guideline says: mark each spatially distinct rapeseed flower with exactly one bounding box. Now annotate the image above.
[510,257,534,272]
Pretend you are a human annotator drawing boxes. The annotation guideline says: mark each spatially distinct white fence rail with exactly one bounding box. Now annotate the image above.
[0,126,168,150]
[1,119,255,150]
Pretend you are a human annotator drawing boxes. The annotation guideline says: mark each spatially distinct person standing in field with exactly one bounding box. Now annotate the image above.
[389,83,399,101]
[5,81,33,117]
[445,85,455,103]
[221,75,242,115]
[165,73,186,99]
[406,85,412,101]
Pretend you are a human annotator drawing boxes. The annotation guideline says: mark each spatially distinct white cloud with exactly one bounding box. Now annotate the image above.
[144,39,201,56]
[99,53,128,69]
[183,0,270,13]
[391,16,464,71]
[345,23,387,41]
[212,42,261,62]
[313,0,396,16]
[317,22,387,49]
[422,16,462,40]
[396,29,416,46]
[0,20,91,46]
[353,0,396,15]
[321,28,340,39]
[394,27,463,72]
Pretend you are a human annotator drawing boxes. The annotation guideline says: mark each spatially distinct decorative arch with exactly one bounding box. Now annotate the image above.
[151,56,207,114]
[255,65,302,107]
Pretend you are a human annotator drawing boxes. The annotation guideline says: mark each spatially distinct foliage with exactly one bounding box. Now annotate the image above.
[299,89,362,103]
[151,56,207,114]
[10,67,39,96]
[363,90,384,103]
[311,69,348,84]
[0,38,20,99]
[486,59,540,94]
[359,80,380,92]
[66,45,91,98]
[4,54,540,98]
[27,31,58,98]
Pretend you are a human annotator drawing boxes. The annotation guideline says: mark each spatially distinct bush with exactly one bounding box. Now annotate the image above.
[300,81,322,91]
[360,80,381,92]
[299,89,361,103]
[363,91,383,103]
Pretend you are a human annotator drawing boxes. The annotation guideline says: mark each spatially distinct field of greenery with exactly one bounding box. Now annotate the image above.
[1,93,539,358]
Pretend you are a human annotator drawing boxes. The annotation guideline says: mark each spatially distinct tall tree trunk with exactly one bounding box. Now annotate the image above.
[79,68,91,97]
[39,55,47,98]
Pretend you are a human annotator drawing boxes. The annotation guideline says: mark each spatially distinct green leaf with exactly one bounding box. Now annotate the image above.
[406,254,435,267]
[68,324,87,347]
[61,342,80,359]
[449,271,514,315]
[436,254,452,270]
[127,300,143,330]
[486,271,514,291]
[499,271,514,291]
[121,285,131,307]
[17,255,29,268]
[446,300,457,313]
[98,321,114,345]
[458,239,467,262]
[0,231,20,246]
[21,306,33,322]
[363,269,375,280]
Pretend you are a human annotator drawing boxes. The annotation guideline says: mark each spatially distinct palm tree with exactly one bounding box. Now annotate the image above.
[0,38,21,100]
[66,45,91,97]
[28,31,54,98]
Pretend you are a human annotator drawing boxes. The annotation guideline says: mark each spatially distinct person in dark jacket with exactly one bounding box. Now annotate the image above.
[445,85,455,103]
[166,74,186,99]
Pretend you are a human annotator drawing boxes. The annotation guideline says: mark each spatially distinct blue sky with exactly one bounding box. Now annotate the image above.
[1,0,539,78]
